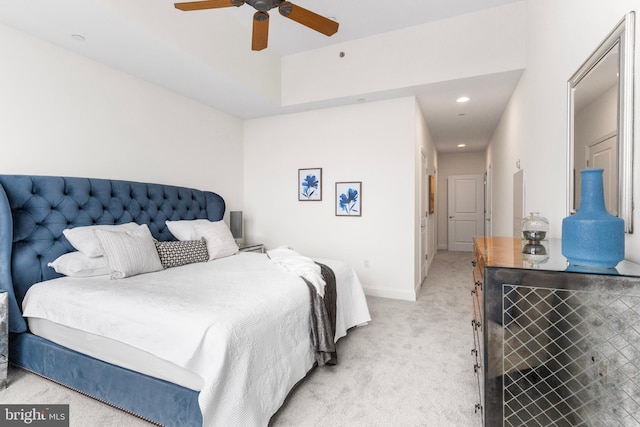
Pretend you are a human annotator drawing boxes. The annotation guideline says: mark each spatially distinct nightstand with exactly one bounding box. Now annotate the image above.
[0,291,7,389]
[238,243,265,254]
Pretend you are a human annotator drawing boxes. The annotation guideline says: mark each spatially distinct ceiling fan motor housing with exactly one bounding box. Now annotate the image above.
[245,0,282,12]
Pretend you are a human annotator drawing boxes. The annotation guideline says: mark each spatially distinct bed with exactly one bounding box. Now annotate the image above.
[0,175,371,426]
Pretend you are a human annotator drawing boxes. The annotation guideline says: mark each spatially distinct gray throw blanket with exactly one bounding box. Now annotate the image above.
[302,262,337,366]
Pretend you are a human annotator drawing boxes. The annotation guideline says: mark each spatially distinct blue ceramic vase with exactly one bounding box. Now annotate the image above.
[562,169,624,268]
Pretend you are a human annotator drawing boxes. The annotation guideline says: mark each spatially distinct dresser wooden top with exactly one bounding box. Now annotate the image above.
[473,236,640,276]
[473,237,524,269]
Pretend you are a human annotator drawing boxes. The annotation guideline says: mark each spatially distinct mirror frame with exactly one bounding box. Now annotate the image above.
[567,11,635,233]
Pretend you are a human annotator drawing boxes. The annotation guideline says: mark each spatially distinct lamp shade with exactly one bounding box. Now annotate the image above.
[230,211,243,239]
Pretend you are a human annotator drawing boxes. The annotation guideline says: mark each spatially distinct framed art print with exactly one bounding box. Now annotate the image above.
[298,168,322,201]
[336,181,361,216]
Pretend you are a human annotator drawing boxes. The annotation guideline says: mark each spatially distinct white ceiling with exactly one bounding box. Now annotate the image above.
[0,0,524,152]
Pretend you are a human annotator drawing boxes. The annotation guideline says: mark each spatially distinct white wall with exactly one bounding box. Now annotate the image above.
[487,0,640,264]
[436,151,487,249]
[0,24,245,215]
[281,2,526,107]
[244,97,430,300]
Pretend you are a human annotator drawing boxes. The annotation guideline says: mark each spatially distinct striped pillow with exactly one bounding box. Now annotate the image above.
[95,224,163,279]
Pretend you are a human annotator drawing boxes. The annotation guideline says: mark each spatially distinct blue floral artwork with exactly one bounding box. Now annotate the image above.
[298,168,322,201]
[302,175,319,198]
[339,188,358,213]
[336,182,362,216]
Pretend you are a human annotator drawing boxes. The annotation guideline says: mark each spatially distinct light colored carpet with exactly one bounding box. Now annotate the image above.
[0,251,479,426]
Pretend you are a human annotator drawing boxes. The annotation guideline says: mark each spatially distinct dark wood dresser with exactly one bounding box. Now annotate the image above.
[472,237,640,426]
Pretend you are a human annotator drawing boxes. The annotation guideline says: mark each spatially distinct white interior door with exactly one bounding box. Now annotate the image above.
[587,134,618,215]
[447,175,484,251]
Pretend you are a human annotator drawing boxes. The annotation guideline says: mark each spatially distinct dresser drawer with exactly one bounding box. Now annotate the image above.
[470,255,484,424]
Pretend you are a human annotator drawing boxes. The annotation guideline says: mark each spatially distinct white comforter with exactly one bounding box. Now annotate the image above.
[22,252,371,426]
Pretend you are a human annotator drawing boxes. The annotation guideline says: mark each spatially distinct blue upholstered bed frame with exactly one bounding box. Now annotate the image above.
[0,175,226,426]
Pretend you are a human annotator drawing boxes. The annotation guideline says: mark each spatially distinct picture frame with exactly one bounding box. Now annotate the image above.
[429,175,435,214]
[335,181,362,216]
[298,168,322,201]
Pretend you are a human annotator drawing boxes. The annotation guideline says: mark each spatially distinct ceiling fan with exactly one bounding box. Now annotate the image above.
[174,0,339,51]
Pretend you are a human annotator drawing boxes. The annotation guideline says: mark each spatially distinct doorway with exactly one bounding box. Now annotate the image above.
[485,165,492,237]
[447,175,484,251]
[586,133,618,215]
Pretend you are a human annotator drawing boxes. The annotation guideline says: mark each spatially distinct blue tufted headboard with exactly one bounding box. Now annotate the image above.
[0,175,225,333]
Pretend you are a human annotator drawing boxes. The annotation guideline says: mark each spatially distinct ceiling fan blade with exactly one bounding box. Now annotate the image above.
[252,11,269,51]
[278,1,338,37]
[174,0,243,12]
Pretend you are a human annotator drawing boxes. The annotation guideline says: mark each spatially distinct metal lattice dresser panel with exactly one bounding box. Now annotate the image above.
[501,284,640,426]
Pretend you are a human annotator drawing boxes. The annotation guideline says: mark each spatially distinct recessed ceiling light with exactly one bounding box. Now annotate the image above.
[456,96,470,103]
[71,34,86,42]
[457,144,467,148]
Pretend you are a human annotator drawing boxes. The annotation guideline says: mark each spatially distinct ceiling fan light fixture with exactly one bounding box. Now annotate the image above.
[456,96,470,103]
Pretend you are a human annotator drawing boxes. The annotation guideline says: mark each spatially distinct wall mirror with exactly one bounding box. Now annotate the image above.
[567,11,635,233]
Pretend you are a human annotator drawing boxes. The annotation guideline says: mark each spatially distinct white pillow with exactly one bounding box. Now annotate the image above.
[63,222,141,257]
[194,221,239,260]
[48,252,110,277]
[166,219,212,241]
[95,224,163,279]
